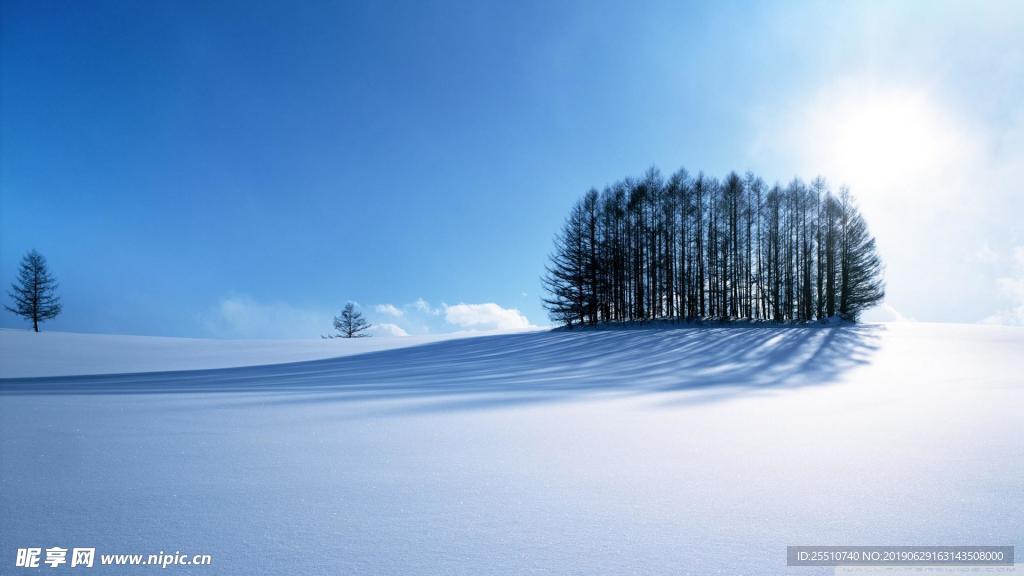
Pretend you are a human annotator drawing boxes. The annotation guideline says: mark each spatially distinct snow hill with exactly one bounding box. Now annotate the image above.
[0,328,510,378]
[1,322,1021,575]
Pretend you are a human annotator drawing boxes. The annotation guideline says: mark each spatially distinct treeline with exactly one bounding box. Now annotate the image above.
[542,167,884,327]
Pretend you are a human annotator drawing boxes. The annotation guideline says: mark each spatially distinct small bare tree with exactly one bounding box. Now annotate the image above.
[6,250,62,332]
[324,302,371,338]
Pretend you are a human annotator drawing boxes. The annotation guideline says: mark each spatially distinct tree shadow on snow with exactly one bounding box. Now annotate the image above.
[0,325,883,412]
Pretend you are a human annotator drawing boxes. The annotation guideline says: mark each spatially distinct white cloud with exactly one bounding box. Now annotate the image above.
[875,303,914,323]
[981,302,1024,327]
[374,303,404,318]
[413,297,441,315]
[201,295,326,339]
[368,322,409,337]
[443,302,532,331]
[973,242,999,264]
[198,296,539,338]
[981,246,1024,326]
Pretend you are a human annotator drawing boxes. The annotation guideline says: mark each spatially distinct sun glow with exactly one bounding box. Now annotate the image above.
[795,85,973,210]
[761,80,994,323]
[833,93,946,185]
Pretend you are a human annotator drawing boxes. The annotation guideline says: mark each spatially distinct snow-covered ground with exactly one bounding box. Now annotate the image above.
[0,329,509,378]
[1,322,1021,575]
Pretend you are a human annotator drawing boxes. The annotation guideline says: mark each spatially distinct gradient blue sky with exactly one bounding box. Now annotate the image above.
[2,1,1023,337]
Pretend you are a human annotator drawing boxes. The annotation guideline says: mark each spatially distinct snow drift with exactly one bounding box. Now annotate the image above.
[0,328,515,378]
[1,322,1021,575]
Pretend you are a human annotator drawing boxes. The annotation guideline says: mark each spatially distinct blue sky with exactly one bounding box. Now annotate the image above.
[2,1,1023,337]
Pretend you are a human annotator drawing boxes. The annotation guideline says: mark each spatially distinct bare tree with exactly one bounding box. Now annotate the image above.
[6,250,62,332]
[325,303,372,338]
[542,200,589,328]
[837,189,886,320]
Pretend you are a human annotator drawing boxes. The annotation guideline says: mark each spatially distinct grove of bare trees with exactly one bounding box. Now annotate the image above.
[543,167,884,327]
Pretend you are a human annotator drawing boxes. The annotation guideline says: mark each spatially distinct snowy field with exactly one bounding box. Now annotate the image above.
[1,323,1021,575]
[0,329,499,378]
